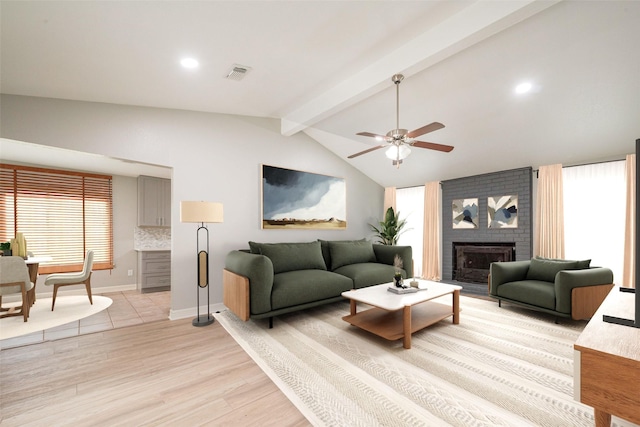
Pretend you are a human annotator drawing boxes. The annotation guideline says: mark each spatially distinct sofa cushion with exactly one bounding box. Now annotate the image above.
[271,269,353,310]
[334,262,403,289]
[575,259,592,269]
[497,280,556,310]
[526,258,579,282]
[251,241,327,274]
[318,239,366,270]
[328,240,376,271]
[536,256,591,269]
[248,241,261,254]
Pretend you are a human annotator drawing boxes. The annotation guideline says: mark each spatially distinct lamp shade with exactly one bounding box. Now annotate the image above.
[385,144,411,160]
[180,201,224,223]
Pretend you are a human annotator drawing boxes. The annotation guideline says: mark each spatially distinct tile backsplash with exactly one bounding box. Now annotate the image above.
[134,227,171,250]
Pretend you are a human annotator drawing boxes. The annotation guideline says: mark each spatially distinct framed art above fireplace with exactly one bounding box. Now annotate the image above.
[488,195,518,228]
[452,198,479,229]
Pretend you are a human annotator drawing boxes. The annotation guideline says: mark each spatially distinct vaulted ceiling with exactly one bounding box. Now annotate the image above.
[2,1,639,187]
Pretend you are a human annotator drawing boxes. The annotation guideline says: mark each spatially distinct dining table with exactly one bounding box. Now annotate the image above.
[25,256,53,303]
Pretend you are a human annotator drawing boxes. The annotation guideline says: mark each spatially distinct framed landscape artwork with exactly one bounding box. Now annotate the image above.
[261,165,347,229]
[452,198,479,229]
[488,195,518,228]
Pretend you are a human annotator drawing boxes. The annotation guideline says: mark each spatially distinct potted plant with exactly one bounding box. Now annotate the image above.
[1,242,12,256]
[369,206,408,245]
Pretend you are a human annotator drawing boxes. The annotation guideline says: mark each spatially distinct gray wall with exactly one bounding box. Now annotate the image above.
[1,94,384,318]
[441,167,533,281]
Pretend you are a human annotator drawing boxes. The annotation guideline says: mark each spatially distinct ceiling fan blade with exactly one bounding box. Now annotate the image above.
[356,131,389,140]
[406,122,445,139]
[348,145,387,159]
[412,140,454,153]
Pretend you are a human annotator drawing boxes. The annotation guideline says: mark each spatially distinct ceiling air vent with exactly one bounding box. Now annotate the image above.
[226,64,251,81]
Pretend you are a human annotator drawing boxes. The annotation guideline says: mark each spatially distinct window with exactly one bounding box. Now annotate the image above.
[0,164,113,274]
[563,160,625,284]
[396,186,425,277]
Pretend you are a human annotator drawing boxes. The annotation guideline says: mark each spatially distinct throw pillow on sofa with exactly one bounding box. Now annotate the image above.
[318,238,366,269]
[535,256,591,269]
[248,241,327,274]
[328,240,376,271]
[526,257,579,282]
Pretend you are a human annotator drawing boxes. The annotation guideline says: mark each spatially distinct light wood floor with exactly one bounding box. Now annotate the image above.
[0,317,310,426]
[1,290,172,349]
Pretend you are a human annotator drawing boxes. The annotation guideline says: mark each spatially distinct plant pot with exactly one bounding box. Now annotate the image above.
[394,275,404,288]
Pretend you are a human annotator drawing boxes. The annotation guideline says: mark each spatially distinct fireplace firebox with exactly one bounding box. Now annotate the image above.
[452,242,515,283]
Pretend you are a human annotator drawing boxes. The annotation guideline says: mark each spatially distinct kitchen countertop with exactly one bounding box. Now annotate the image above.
[134,248,171,252]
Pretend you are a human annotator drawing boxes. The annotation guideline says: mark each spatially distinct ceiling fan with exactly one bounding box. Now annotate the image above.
[348,73,454,168]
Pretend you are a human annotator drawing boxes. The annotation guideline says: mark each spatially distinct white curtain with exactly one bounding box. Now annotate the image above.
[422,182,441,281]
[383,187,396,215]
[623,154,635,288]
[396,186,425,278]
[535,164,565,258]
[563,160,625,285]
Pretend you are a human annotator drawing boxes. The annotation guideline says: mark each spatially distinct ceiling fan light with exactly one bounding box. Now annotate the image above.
[385,144,411,160]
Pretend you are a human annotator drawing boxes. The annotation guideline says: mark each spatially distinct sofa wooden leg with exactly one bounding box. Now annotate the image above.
[555,317,559,324]
[269,317,273,329]
[498,300,501,308]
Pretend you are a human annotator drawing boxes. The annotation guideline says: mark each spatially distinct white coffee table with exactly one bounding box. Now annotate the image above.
[341,279,462,349]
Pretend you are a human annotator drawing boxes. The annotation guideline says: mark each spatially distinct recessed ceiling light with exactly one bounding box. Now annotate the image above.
[180,58,199,69]
[515,82,533,94]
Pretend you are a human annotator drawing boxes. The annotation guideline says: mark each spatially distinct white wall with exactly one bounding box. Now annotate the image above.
[110,175,138,289]
[0,94,384,318]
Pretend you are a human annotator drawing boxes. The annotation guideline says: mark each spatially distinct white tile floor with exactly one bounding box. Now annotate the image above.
[0,290,170,349]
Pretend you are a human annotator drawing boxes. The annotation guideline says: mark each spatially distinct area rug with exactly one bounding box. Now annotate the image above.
[214,296,634,427]
[0,295,112,340]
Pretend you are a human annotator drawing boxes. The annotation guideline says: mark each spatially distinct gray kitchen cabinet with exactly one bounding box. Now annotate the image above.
[138,175,171,226]
[137,250,171,291]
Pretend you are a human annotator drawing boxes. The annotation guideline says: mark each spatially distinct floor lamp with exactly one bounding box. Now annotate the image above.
[180,201,224,327]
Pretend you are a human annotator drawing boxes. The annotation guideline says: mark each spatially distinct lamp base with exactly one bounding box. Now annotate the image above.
[192,314,214,327]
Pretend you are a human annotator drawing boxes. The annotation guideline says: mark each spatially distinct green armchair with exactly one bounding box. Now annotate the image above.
[489,257,614,320]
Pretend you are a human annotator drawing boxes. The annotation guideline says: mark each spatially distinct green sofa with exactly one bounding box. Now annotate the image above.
[223,239,413,327]
[489,257,614,320]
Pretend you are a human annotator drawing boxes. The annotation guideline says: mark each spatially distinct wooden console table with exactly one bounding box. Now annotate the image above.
[574,286,640,427]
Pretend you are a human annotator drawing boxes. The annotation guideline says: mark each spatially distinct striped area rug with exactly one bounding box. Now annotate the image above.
[214,296,634,427]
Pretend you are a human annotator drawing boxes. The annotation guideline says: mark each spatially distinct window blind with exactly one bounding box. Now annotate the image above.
[0,163,113,274]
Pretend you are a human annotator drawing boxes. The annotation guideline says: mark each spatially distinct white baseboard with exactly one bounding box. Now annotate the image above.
[2,283,138,303]
[170,302,226,321]
[5,284,228,323]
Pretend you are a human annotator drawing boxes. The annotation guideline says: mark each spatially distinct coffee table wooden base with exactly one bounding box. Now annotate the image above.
[342,298,458,349]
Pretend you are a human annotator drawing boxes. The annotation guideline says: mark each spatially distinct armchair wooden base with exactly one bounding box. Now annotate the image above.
[571,283,614,320]
[223,269,250,321]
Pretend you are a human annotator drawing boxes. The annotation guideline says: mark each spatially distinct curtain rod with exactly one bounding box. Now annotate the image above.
[396,157,629,187]
[533,157,628,174]
[397,184,428,190]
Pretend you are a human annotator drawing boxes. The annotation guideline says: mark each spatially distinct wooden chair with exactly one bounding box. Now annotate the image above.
[44,250,94,311]
[0,256,34,322]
